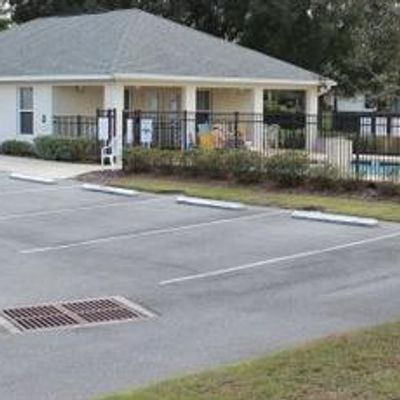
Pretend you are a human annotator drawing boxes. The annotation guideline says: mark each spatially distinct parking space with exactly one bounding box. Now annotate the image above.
[0,173,399,400]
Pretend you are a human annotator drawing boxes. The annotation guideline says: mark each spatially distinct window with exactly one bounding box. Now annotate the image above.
[18,87,34,135]
[196,90,212,112]
[196,90,213,128]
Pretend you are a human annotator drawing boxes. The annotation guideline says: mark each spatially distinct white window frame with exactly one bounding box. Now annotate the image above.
[17,87,34,135]
[196,89,213,113]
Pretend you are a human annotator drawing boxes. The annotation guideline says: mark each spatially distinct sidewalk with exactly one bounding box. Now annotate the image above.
[0,155,110,179]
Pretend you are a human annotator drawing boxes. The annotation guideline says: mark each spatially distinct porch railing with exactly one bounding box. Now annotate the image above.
[53,115,97,140]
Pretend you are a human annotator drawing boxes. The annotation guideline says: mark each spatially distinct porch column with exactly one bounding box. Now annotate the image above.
[182,85,197,149]
[251,87,264,151]
[103,83,124,168]
[34,85,53,136]
[305,87,319,152]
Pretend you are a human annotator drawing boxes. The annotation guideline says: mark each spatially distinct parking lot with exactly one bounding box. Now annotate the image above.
[0,171,399,400]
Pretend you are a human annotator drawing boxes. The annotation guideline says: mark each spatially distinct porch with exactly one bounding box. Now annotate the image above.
[50,83,317,153]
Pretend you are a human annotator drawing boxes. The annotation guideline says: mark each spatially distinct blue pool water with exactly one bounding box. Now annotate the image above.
[352,161,400,179]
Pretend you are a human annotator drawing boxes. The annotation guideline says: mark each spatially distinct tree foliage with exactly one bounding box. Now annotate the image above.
[0,0,10,30]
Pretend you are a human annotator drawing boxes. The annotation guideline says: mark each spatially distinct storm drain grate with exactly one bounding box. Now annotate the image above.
[0,296,155,333]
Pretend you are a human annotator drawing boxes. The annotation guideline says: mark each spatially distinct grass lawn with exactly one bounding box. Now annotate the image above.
[101,321,400,400]
[108,174,400,223]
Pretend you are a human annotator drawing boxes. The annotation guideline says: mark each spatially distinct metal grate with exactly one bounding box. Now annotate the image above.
[0,297,154,333]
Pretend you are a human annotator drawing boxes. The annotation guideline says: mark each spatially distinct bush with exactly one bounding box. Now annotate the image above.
[125,148,400,190]
[224,150,264,184]
[307,163,341,191]
[34,136,96,162]
[123,148,266,183]
[1,140,36,157]
[265,152,309,187]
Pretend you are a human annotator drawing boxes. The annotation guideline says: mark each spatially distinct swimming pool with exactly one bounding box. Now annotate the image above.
[352,160,400,180]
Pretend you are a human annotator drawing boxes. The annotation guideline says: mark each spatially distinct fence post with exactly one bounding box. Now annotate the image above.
[355,126,361,181]
[183,110,188,151]
[94,109,100,161]
[136,110,142,146]
[77,115,82,137]
[234,111,239,149]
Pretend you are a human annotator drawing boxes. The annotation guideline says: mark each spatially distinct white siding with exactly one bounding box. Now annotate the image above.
[53,86,103,116]
[212,88,253,113]
[0,84,17,141]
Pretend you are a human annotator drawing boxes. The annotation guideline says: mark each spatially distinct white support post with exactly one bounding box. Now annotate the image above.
[182,85,197,149]
[34,85,53,137]
[103,83,124,168]
[306,88,319,152]
[251,87,264,152]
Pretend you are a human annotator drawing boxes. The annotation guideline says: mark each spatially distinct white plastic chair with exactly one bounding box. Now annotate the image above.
[101,138,116,169]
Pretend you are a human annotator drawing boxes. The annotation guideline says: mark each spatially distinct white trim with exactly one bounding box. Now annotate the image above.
[113,73,324,87]
[0,73,333,89]
[17,86,34,136]
[0,74,112,83]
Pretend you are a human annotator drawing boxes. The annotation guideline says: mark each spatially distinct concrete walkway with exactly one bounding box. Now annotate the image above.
[0,155,110,179]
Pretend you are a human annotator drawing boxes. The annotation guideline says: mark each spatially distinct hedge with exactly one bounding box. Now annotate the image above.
[123,148,317,188]
[1,140,36,157]
[34,136,97,162]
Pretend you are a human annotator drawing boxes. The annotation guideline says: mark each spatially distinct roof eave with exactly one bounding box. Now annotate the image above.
[113,73,323,87]
[0,74,113,84]
[0,73,325,87]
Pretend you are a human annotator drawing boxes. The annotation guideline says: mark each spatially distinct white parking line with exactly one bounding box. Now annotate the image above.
[0,197,165,222]
[159,231,400,286]
[0,184,80,196]
[20,210,287,255]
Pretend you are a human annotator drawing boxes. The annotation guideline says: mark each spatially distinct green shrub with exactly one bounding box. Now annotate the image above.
[34,136,96,162]
[1,140,36,157]
[224,150,264,184]
[307,163,341,191]
[265,152,309,187]
[123,148,266,183]
[123,148,314,187]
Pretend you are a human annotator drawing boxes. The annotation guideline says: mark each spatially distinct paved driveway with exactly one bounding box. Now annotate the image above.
[0,155,105,179]
[0,174,399,400]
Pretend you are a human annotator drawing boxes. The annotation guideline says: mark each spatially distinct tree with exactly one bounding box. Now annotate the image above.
[7,0,400,99]
[345,0,400,104]
[0,0,10,30]
[9,0,249,40]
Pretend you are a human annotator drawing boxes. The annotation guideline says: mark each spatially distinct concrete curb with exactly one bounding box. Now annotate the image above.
[176,196,246,210]
[292,210,379,227]
[9,173,57,185]
[81,184,138,197]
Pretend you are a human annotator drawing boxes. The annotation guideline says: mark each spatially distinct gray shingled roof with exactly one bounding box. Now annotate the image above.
[0,9,321,82]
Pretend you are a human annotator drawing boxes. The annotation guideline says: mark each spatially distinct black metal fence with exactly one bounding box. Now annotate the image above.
[52,110,400,183]
[53,110,116,160]
[53,115,97,140]
[122,110,400,183]
[122,111,265,150]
